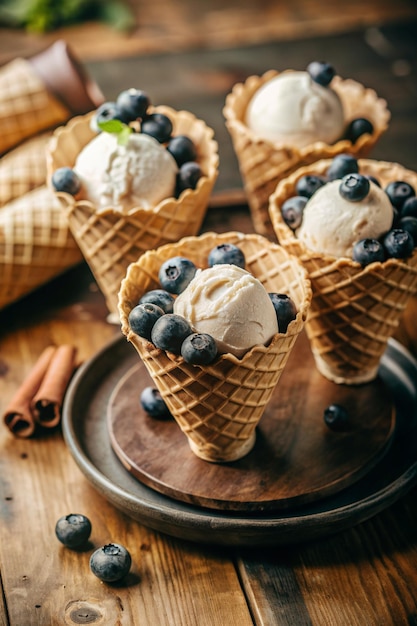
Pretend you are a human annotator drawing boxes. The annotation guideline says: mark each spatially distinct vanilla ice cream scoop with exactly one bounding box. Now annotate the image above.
[74,131,178,212]
[245,71,345,148]
[297,179,394,258]
[173,264,278,357]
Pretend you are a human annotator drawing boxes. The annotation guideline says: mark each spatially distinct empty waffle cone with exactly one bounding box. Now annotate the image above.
[47,107,219,317]
[118,231,312,463]
[223,70,390,238]
[269,158,417,385]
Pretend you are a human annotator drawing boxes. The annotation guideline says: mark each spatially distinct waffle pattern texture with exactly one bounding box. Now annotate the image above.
[118,231,312,462]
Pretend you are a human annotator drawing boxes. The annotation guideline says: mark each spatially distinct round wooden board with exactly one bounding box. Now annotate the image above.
[108,333,396,512]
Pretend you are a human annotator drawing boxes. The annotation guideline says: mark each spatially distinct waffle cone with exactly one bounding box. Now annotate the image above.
[118,231,312,462]
[269,158,417,385]
[47,108,219,317]
[223,70,390,238]
[0,186,82,309]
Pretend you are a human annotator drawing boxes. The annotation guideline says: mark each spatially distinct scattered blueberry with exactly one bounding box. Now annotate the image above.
[176,162,202,195]
[139,289,175,314]
[140,386,171,419]
[344,117,374,143]
[158,256,197,294]
[401,196,417,219]
[208,243,246,268]
[352,238,385,266]
[366,175,381,188]
[151,313,193,354]
[141,112,173,143]
[167,135,197,166]
[295,174,326,198]
[51,167,81,195]
[116,88,150,122]
[55,513,92,549]
[90,543,132,583]
[128,302,165,340]
[281,196,307,230]
[307,61,335,86]
[323,404,349,431]
[339,173,370,202]
[398,217,417,245]
[94,101,130,126]
[181,333,218,365]
[269,293,297,333]
[383,228,414,259]
[326,154,359,181]
[385,181,416,210]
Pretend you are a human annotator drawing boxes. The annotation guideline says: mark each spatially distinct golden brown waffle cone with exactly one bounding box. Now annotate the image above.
[223,70,390,238]
[268,158,417,385]
[47,107,219,317]
[118,231,312,463]
[0,186,82,309]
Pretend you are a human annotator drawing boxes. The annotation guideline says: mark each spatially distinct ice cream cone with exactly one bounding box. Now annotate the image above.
[223,70,390,238]
[47,107,219,317]
[269,158,417,385]
[118,231,312,463]
[0,186,82,310]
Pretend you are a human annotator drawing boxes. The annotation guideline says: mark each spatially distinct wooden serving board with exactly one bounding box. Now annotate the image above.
[108,332,395,512]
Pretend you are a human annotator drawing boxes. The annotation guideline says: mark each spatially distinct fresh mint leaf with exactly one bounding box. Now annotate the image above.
[97,119,133,146]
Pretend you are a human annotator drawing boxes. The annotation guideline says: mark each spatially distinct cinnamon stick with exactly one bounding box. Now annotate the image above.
[3,346,57,438]
[31,344,77,428]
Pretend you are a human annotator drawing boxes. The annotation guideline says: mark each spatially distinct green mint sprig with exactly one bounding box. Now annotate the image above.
[97,119,133,146]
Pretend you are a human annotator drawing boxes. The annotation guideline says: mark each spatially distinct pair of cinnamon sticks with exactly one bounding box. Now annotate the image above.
[3,344,78,438]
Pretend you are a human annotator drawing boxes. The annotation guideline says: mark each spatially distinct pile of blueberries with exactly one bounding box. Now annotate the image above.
[280,153,417,266]
[51,87,203,199]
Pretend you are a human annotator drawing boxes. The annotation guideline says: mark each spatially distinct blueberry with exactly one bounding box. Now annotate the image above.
[167,135,197,167]
[151,313,193,354]
[140,386,171,419]
[116,88,150,122]
[352,238,385,266]
[51,167,81,195]
[344,117,374,143]
[55,513,92,549]
[94,101,130,127]
[295,174,326,198]
[176,162,202,195]
[326,154,359,181]
[181,333,218,365]
[128,302,165,340]
[398,217,417,246]
[158,256,197,294]
[90,543,131,583]
[208,243,245,269]
[385,181,416,210]
[269,293,297,333]
[323,404,349,431]
[383,228,415,259]
[139,289,175,314]
[366,175,381,188]
[307,61,335,87]
[401,196,417,219]
[141,113,173,143]
[339,173,370,202]
[280,196,307,230]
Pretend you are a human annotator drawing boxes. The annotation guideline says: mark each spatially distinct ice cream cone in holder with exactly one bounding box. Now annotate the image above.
[47,107,219,318]
[223,70,390,237]
[269,158,417,385]
[118,231,312,463]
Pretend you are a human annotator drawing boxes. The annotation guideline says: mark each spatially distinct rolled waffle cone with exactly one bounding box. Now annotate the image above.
[0,186,82,309]
[118,231,312,463]
[47,107,219,317]
[269,158,417,385]
[223,69,390,238]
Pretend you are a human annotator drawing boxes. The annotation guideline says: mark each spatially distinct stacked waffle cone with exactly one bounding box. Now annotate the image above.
[118,231,312,462]
[269,158,417,385]
[223,69,390,237]
[47,107,219,317]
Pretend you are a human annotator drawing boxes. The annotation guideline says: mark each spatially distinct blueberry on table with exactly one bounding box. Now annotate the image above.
[181,333,218,365]
[167,135,197,166]
[158,256,197,294]
[141,112,173,143]
[151,313,193,354]
[116,88,150,122]
[176,162,202,195]
[140,386,171,419]
[344,117,374,143]
[385,181,416,210]
[339,173,370,202]
[323,404,349,431]
[295,174,326,198]
[306,61,336,86]
[401,196,417,219]
[90,543,132,583]
[326,154,359,181]
[208,243,246,269]
[269,293,297,333]
[139,289,175,314]
[94,101,130,126]
[399,216,417,244]
[128,302,165,341]
[383,228,415,259]
[352,239,385,266]
[51,167,81,195]
[281,196,307,230]
[55,513,92,548]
